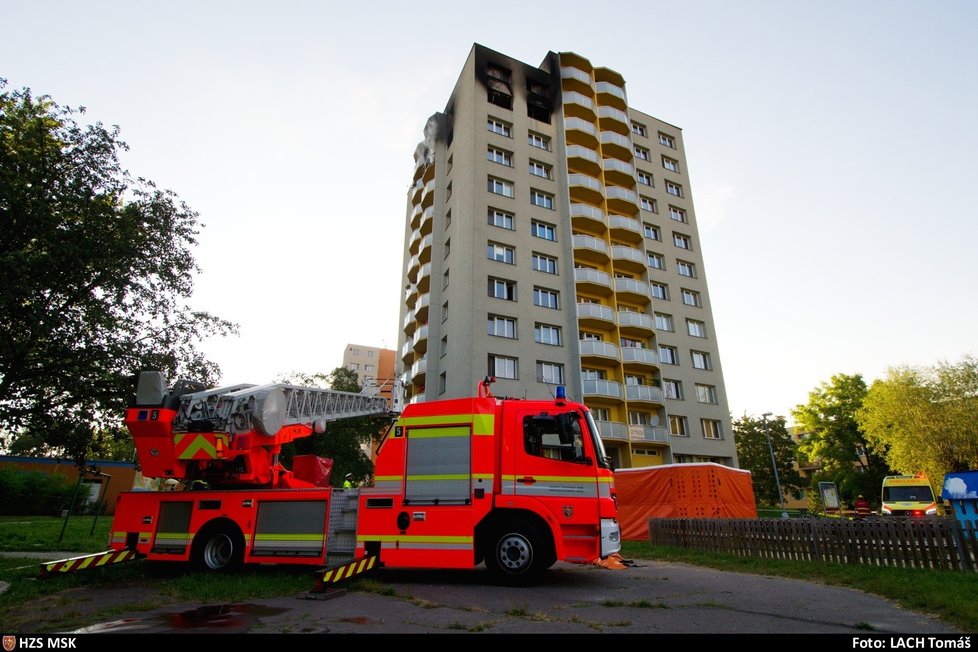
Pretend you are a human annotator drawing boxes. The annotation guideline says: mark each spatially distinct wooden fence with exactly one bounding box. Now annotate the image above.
[647,517,978,572]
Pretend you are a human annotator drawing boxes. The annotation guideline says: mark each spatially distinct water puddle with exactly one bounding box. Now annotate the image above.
[72,603,287,633]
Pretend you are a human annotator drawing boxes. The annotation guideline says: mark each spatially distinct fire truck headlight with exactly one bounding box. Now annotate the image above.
[926,507,937,515]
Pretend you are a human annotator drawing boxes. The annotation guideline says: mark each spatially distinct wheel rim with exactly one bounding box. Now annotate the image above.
[203,533,234,569]
[497,533,532,572]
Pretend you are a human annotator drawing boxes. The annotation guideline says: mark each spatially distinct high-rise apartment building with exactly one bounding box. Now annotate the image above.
[342,343,396,406]
[397,44,737,469]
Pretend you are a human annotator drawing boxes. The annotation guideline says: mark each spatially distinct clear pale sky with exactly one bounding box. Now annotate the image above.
[4,1,976,422]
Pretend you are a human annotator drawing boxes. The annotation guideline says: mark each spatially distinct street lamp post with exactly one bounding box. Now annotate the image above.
[762,412,787,515]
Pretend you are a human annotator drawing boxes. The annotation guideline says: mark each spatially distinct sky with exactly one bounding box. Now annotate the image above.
[4,0,977,422]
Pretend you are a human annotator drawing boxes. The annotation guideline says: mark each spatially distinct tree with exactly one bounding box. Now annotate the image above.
[0,82,235,462]
[791,374,891,505]
[732,414,803,506]
[281,367,381,486]
[858,357,978,488]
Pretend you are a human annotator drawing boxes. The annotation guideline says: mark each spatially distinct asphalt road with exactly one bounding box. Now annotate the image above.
[67,560,956,634]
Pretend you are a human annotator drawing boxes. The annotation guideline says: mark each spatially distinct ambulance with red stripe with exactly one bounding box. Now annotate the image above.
[108,372,620,583]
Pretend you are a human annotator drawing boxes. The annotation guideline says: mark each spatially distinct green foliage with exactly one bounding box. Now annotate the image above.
[858,356,978,488]
[0,82,235,463]
[280,367,381,486]
[791,374,891,507]
[0,469,74,516]
[732,414,803,505]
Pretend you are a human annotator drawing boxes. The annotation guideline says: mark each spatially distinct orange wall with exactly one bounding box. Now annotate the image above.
[0,456,138,515]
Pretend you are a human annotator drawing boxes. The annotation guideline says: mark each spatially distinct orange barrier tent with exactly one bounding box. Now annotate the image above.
[615,463,758,540]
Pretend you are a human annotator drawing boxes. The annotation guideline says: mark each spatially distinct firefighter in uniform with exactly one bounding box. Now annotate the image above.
[343,473,353,489]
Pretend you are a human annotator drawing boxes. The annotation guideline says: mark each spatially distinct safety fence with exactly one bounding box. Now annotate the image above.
[647,516,978,572]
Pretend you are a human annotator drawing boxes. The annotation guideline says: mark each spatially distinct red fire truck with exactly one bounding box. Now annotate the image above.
[107,372,620,583]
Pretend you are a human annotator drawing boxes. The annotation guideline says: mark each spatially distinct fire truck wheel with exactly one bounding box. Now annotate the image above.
[484,522,549,584]
[192,522,244,571]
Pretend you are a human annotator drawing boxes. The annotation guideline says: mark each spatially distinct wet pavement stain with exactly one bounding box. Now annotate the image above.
[72,604,288,634]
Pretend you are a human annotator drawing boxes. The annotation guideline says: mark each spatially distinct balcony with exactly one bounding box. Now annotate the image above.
[421,161,436,183]
[577,302,616,328]
[574,267,613,296]
[414,292,430,323]
[564,117,598,147]
[598,106,630,135]
[560,66,593,94]
[566,145,600,176]
[582,379,623,400]
[408,229,422,255]
[620,347,658,368]
[608,215,643,243]
[410,203,422,230]
[629,425,670,444]
[600,131,632,159]
[570,203,606,232]
[617,310,655,335]
[412,324,429,355]
[407,254,421,283]
[579,340,620,360]
[602,158,635,186]
[411,357,427,383]
[611,244,645,273]
[400,340,413,361]
[614,277,650,303]
[573,234,609,265]
[403,311,417,336]
[404,283,419,307]
[418,206,434,235]
[625,385,664,405]
[605,186,639,214]
[410,180,424,205]
[595,80,627,109]
[563,91,595,120]
[408,392,426,405]
[568,173,603,204]
[418,233,434,264]
[595,420,628,441]
[420,179,436,208]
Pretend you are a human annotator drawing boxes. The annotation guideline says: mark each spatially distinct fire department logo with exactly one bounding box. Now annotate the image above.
[3,635,16,652]
[562,506,573,518]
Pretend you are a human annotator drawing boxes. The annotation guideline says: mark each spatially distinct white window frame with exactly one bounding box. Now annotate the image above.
[634,146,650,161]
[487,242,515,264]
[702,419,723,439]
[531,253,557,274]
[654,312,674,332]
[528,160,552,179]
[658,132,676,148]
[641,196,657,212]
[670,414,688,437]
[488,117,512,137]
[669,206,687,223]
[663,379,683,400]
[673,233,692,250]
[644,223,660,240]
[647,252,665,270]
[488,176,514,198]
[651,282,669,300]
[487,146,513,166]
[533,287,559,309]
[536,361,564,384]
[691,350,712,370]
[687,319,707,338]
[487,315,517,339]
[631,122,647,137]
[488,277,516,301]
[488,208,514,230]
[534,323,562,346]
[637,171,653,186]
[666,181,683,197]
[489,354,518,380]
[662,156,680,173]
[531,220,556,241]
[695,384,718,404]
[681,289,701,307]
[530,189,555,209]
[528,131,551,151]
[659,345,678,365]
[677,260,696,278]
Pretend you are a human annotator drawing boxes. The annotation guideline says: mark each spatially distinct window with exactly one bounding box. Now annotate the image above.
[592,407,610,421]
[662,156,680,173]
[348,363,360,370]
[663,379,683,400]
[527,103,550,123]
[640,196,657,213]
[487,146,513,166]
[677,260,696,278]
[529,160,552,179]
[582,368,606,380]
[349,347,360,355]
[658,132,676,148]
[489,354,518,379]
[488,208,514,230]
[531,253,557,274]
[673,233,692,250]
[487,242,515,264]
[666,181,683,197]
[535,323,561,346]
[681,288,701,307]
[659,345,678,365]
[580,331,602,342]
[531,220,556,241]
[438,372,447,395]
[687,319,707,338]
[629,411,652,425]
[669,414,689,437]
[523,413,586,463]
[442,300,448,322]
[536,361,564,384]
[443,269,450,290]
[488,117,512,137]
[625,374,645,386]
[647,252,665,270]
[488,315,517,339]
[488,277,516,301]
[669,206,687,223]
[487,81,513,109]
[487,63,511,82]
[651,282,669,300]
[488,176,514,198]
[695,384,718,404]
[440,334,447,355]
[446,182,452,200]
[654,312,674,331]
[528,131,551,151]
[530,189,555,209]
[444,237,450,258]
[365,364,374,372]
[620,337,643,348]
[691,350,712,370]
[634,146,650,161]
[533,287,559,309]
[702,419,724,439]
[367,350,374,358]
[637,171,654,187]
[631,121,647,137]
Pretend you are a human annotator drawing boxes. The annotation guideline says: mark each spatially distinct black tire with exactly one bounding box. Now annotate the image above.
[191,522,244,572]
[483,521,552,585]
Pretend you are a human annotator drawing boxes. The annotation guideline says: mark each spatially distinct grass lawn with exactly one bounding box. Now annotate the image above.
[621,540,978,632]
[0,515,113,553]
